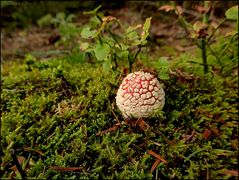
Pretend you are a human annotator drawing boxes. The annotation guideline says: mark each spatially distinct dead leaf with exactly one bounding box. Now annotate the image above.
[211,128,220,137]
[50,166,83,172]
[96,123,121,136]
[23,147,44,156]
[158,5,174,12]
[176,6,183,15]
[195,5,210,14]
[221,169,239,177]
[138,118,150,131]
[147,150,167,163]
[10,156,26,175]
[203,129,211,139]
[193,21,208,32]
[102,16,116,22]
[150,159,161,173]
[182,130,196,141]
[198,29,208,38]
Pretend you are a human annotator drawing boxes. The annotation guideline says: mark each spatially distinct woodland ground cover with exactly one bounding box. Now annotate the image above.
[1,2,238,179]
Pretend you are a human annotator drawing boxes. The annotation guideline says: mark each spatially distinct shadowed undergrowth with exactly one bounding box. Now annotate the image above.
[1,57,238,179]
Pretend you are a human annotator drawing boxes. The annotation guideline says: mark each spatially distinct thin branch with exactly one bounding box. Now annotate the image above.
[10,149,26,179]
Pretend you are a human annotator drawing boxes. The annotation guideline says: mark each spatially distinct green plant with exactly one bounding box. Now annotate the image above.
[159,3,238,75]
[78,5,152,72]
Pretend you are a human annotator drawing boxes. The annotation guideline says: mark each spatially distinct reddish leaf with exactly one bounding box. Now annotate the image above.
[150,159,161,173]
[147,150,167,163]
[203,129,211,139]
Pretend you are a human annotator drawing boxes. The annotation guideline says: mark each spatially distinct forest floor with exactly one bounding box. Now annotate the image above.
[1,3,238,179]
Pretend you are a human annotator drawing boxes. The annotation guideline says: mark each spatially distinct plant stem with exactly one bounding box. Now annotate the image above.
[206,41,223,74]
[113,53,118,70]
[201,1,210,74]
[128,54,132,73]
[133,46,142,62]
[201,39,208,74]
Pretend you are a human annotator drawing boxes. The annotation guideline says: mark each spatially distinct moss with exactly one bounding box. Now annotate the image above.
[1,57,238,179]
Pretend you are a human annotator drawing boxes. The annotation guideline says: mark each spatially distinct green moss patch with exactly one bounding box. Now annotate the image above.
[1,58,238,179]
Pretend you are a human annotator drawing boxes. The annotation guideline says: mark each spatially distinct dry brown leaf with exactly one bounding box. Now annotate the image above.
[158,5,174,12]
[195,5,210,14]
[182,130,196,141]
[150,159,161,173]
[23,147,44,156]
[96,123,121,136]
[138,118,150,131]
[176,6,183,15]
[102,16,116,22]
[221,169,239,177]
[147,150,167,163]
[50,166,83,172]
[10,156,26,174]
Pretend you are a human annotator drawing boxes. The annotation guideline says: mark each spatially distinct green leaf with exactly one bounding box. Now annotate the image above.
[103,59,111,72]
[126,31,139,40]
[117,50,129,58]
[37,14,53,28]
[141,17,152,41]
[94,43,110,61]
[156,57,170,67]
[121,44,129,51]
[159,70,169,80]
[83,5,102,15]
[143,17,152,33]
[225,5,238,20]
[81,27,94,39]
[80,42,89,51]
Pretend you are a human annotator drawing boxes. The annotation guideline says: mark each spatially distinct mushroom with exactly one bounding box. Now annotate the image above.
[116,71,165,119]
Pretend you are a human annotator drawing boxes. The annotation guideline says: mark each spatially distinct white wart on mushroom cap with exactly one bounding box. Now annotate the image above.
[116,71,165,119]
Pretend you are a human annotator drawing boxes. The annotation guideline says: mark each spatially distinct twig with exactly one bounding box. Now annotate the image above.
[10,149,26,179]
[49,166,83,172]
[150,159,161,173]
[133,46,142,62]
[111,103,121,125]
[204,158,210,180]
[147,150,167,163]
[96,123,121,136]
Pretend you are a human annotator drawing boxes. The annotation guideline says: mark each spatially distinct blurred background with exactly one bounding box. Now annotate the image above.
[1,1,238,61]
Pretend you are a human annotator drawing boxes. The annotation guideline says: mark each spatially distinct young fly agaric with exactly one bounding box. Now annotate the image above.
[116,71,165,119]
